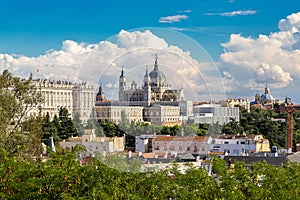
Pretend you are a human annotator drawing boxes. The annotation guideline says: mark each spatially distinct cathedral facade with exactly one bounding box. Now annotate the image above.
[118,55,185,106]
[95,55,193,125]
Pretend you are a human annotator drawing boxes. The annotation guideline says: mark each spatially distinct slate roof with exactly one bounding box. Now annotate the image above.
[176,153,196,161]
[288,152,300,163]
[224,155,287,167]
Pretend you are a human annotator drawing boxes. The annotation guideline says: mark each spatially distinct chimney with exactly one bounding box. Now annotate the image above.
[296,142,300,152]
[49,136,56,152]
[164,151,168,159]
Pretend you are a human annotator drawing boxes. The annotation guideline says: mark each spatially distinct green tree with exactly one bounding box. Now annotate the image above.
[118,110,130,132]
[99,121,125,137]
[58,107,77,140]
[0,70,43,157]
[1,148,300,199]
[73,113,85,136]
[42,112,59,145]
[222,118,244,134]
[208,122,223,138]
[197,123,210,136]
[86,119,104,136]
[159,125,179,136]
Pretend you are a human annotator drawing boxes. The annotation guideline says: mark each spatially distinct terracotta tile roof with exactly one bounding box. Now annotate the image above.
[154,135,209,142]
[209,151,225,155]
[142,153,155,159]
[154,135,174,141]
[162,121,182,126]
[217,134,256,140]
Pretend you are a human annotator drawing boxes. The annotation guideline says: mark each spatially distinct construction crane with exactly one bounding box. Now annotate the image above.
[284,97,294,154]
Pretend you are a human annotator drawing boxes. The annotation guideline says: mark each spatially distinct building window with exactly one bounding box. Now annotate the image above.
[193,146,198,152]
[233,149,239,154]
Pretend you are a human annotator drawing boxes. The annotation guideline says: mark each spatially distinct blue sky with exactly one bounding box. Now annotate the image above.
[0,0,297,58]
[1,0,300,102]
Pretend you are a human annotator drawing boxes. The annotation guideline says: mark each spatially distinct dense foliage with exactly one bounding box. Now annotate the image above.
[1,71,300,198]
[0,70,43,158]
[0,148,299,199]
[223,108,300,150]
[42,107,77,145]
[93,107,300,150]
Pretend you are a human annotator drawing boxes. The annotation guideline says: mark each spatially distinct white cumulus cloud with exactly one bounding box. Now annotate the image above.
[117,29,168,49]
[159,15,188,23]
[220,12,300,90]
[253,63,292,87]
[178,10,192,13]
[278,12,300,31]
[221,10,257,17]
[0,29,225,102]
[205,10,257,17]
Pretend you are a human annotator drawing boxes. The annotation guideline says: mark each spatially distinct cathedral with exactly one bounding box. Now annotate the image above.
[254,85,276,105]
[118,55,185,105]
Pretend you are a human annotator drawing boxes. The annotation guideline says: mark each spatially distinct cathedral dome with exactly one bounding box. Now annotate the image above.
[261,93,275,102]
[149,68,166,79]
[149,55,167,88]
[149,55,166,79]
[260,85,275,104]
[96,85,107,102]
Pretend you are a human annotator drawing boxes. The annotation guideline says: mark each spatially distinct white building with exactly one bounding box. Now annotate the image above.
[118,55,184,105]
[97,55,191,126]
[135,135,156,153]
[28,78,95,122]
[220,99,250,112]
[143,104,181,125]
[152,135,212,155]
[72,82,95,123]
[210,134,270,156]
[192,103,239,124]
[29,79,74,118]
[60,141,113,157]
[95,102,144,124]
[179,100,194,119]
[60,129,125,157]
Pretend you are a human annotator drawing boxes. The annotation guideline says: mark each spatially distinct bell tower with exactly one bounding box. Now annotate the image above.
[119,66,126,101]
[143,67,151,106]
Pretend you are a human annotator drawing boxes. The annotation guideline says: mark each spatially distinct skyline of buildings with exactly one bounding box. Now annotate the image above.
[26,54,293,127]
[1,1,300,104]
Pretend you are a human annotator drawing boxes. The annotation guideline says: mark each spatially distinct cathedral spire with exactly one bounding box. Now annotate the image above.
[120,66,125,78]
[29,72,33,80]
[144,66,149,77]
[154,54,158,70]
[99,84,103,94]
[264,84,270,94]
